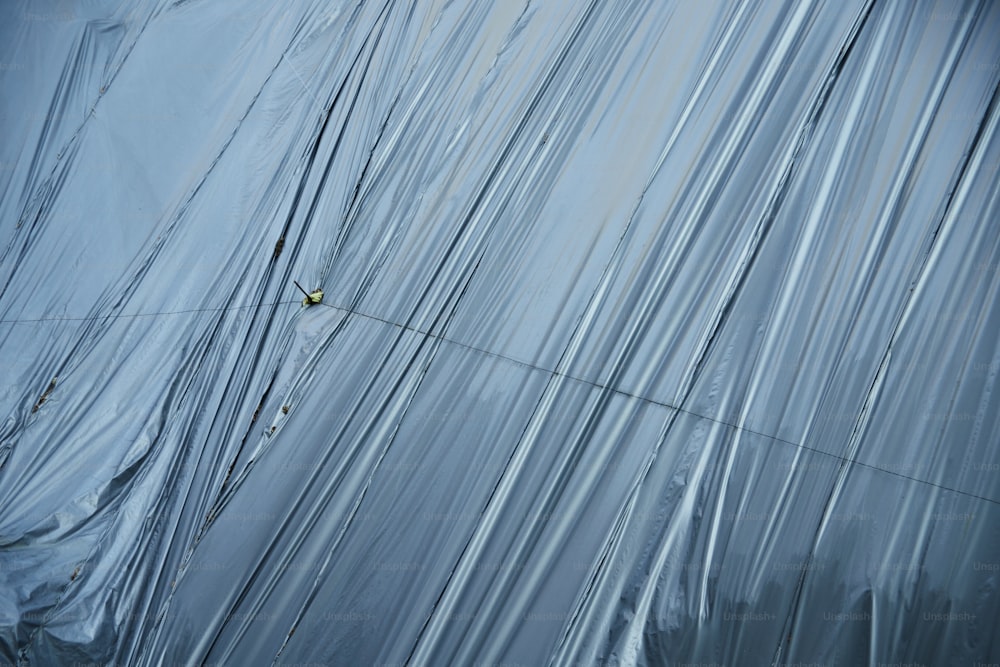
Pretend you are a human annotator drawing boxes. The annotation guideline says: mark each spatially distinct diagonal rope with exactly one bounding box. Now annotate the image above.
[3,292,996,506]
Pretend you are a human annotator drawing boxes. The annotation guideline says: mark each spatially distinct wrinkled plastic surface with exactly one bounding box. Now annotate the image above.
[2,1,1000,665]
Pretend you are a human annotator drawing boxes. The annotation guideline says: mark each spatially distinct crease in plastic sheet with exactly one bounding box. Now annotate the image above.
[1,0,999,665]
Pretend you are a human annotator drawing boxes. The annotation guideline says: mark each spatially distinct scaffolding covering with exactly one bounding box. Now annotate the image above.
[1,1,999,665]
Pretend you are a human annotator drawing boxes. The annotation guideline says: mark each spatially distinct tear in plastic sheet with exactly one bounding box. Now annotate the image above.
[1,1,999,665]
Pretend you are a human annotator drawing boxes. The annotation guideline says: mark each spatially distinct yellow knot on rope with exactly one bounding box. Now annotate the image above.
[303,289,324,305]
[294,280,324,306]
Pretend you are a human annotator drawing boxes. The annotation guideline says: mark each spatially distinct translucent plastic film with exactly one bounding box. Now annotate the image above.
[1,1,999,665]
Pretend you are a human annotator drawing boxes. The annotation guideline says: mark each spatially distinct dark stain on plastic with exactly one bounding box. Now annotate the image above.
[32,377,58,413]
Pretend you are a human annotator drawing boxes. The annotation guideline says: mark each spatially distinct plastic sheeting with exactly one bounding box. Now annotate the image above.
[1,0,999,665]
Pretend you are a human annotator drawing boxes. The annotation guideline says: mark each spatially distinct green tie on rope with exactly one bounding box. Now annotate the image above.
[293,280,324,306]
